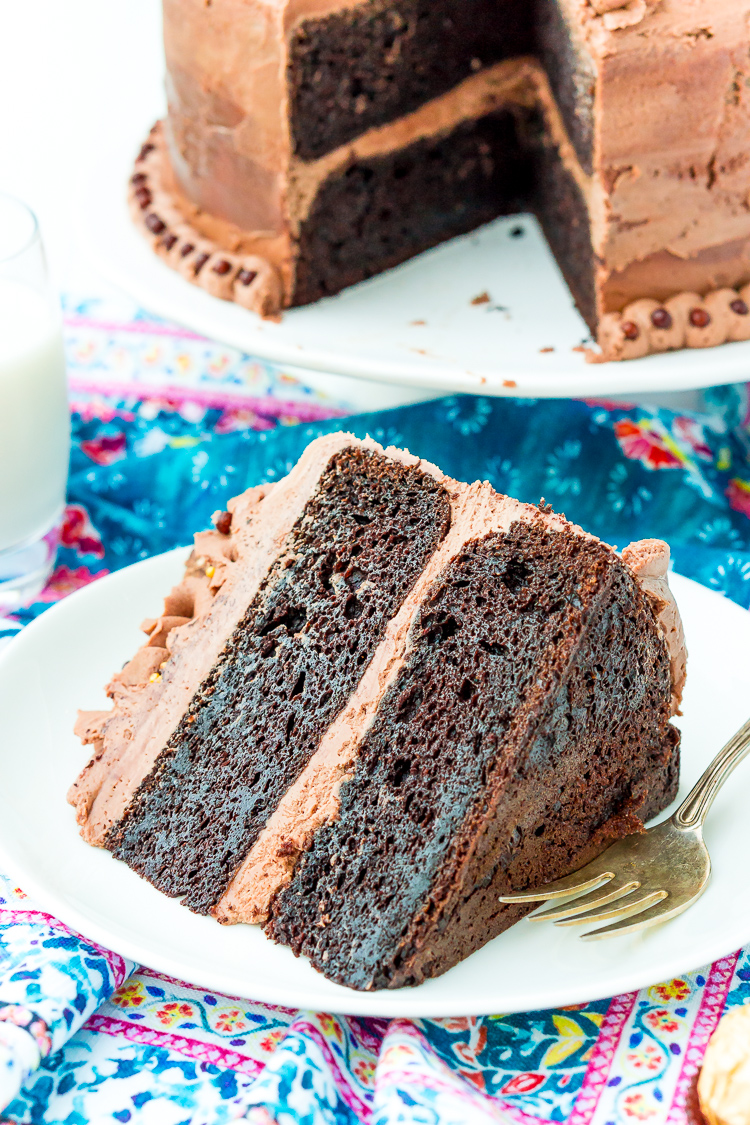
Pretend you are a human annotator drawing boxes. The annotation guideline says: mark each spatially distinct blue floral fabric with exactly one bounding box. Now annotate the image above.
[7,382,750,636]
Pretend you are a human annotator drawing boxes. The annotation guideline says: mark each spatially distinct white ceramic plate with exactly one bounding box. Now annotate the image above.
[1,549,749,1017]
[81,129,750,400]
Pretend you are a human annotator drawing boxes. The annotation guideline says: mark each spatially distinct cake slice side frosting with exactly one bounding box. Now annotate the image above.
[622,538,686,714]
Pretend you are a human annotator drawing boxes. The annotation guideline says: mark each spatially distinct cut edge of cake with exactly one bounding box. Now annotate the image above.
[130,101,750,363]
[266,520,682,988]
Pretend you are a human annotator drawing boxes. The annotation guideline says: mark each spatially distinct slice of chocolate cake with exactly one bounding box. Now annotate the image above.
[70,434,685,989]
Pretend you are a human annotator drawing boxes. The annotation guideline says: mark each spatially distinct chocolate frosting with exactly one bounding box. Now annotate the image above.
[621,539,687,714]
[559,0,750,281]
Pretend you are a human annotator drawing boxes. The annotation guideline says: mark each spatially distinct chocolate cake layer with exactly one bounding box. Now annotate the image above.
[293,107,534,305]
[267,521,678,989]
[526,109,598,332]
[289,0,532,160]
[106,446,451,914]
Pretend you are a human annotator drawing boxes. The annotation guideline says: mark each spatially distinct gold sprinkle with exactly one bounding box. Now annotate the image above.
[149,673,162,683]
[205,565,215,578]
[159,661,168,668]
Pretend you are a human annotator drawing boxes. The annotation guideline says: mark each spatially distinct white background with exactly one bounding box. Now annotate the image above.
[0,0,163,296]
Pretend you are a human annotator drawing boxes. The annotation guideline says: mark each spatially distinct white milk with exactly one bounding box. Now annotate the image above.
[0,279,69,553]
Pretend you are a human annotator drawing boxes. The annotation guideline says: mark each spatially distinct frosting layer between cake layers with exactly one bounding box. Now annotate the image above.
[71,434,685,987]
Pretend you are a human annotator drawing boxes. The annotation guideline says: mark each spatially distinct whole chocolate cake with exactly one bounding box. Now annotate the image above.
[70,435,685,990]
[129,0,750,360]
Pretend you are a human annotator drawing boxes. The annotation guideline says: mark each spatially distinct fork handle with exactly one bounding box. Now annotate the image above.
[673,717,750,830]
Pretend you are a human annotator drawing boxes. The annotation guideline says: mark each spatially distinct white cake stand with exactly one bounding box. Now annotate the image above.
[80,126,750,401]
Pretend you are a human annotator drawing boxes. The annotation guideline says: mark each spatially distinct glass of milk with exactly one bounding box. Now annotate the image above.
[0,194,69,610]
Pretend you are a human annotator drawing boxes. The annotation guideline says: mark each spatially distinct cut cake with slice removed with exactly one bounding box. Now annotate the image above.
[69,433,685,990]
[132,0,750,360]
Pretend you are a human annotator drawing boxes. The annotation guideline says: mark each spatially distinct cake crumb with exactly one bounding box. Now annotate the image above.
[410,319,426,326]
[503,379,517,388]
[471,291,490,305]
[539,346,555,353]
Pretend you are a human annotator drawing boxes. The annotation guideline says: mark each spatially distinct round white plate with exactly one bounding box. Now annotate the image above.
[1,549,749,1017]
[82,129,750,400]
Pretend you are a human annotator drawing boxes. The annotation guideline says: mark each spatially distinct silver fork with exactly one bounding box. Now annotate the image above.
[498,717,750,940]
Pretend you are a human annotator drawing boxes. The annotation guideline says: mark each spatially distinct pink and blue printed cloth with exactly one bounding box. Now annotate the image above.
[1,294,750,1124]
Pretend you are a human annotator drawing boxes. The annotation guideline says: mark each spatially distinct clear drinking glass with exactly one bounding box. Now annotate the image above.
[0,194,69,610]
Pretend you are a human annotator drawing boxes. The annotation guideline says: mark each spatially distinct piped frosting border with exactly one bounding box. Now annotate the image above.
[128,127,285,321]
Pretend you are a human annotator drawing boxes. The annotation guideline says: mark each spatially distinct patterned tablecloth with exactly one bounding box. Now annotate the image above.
[1,293,750,1125]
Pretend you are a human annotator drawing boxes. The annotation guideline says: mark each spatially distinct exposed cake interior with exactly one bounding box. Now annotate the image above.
[69,433,390,843]
[213,480,547,925]
[71,437,452,902]
[267,519,679,988]
[106,444,451,913]
[287,0,535,160]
